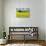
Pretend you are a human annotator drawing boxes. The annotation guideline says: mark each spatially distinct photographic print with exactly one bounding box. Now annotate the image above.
[16,8,30,18]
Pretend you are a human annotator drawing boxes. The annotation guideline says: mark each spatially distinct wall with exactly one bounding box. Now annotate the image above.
[45,0,46,40]
[3,0,45,40]
[0,0,3,38]
[32,0,45,40]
